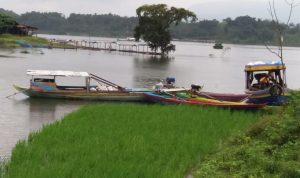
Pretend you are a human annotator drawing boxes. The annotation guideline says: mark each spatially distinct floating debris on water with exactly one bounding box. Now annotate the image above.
[0,55,19,58]
[20,50,30,54]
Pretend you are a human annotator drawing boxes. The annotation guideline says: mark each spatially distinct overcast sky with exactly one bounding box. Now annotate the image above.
[1,0,300,23]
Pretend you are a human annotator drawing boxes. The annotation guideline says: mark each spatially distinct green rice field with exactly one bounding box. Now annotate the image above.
[4,104,259,178]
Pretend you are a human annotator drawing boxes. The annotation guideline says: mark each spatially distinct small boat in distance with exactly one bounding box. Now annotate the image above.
[14,70,150,101]
[213,43,223,49]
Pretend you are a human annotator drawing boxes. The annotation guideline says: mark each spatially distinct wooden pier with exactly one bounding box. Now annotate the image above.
[50,39,161,55]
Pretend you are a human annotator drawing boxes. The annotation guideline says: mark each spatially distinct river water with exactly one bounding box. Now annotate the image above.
[0,34,300,158]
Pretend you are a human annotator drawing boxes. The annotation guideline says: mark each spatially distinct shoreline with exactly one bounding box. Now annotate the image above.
[2,33,300,51]
[0,34,75,49]
[37,33,300,47]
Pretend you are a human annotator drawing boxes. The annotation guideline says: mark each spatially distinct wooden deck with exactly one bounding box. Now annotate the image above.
[50,39,161,55]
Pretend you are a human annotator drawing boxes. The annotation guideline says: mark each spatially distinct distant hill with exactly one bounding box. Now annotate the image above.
[1,9,300,46]
[16,12,137,37]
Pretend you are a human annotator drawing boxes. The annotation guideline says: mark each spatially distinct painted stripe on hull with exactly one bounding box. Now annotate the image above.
[15,86,146,102]
[145,92,265,109]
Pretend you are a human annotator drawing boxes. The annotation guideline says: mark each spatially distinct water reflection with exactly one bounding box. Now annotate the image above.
[15,98,90,127]
[0,49,18,58]
[0,97,88,158]
[134,55,172,69]
[0,48,45,60]
[1,36,300,158]
[133,56,173,88]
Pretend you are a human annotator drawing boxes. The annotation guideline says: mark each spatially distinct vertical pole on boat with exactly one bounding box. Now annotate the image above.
[245,72,248,89]
[86,77,90,93]
[283,68,287,95]
[30,76,33,88]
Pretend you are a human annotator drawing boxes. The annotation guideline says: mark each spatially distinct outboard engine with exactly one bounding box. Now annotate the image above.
[166,77,175,84]
[164,77,175,88]
[191,84,202,92]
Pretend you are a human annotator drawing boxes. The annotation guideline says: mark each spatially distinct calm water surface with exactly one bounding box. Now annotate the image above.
[0,34,300,158]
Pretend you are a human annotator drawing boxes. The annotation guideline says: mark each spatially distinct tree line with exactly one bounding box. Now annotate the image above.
[1,8,300,46]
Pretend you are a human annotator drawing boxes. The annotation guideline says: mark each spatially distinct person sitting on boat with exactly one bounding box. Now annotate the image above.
[267,72,277,84]
[259,73,271,89]
[250,73,269,90]
[260,74,269,83]
[154,81,164,91]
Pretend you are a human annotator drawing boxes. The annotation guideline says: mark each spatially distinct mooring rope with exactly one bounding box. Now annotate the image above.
[5,92,21,98]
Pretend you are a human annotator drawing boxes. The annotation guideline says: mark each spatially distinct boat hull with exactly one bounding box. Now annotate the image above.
[145,92,265,109]
[14,85,147,102]
[246,94,288,106]
[245,89,289,105]
[197,91,250,102]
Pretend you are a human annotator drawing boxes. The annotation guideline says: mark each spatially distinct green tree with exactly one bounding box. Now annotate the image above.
[134,4,197,55]
[266,0,299,64]
[17,12,67,34]
[0,13,16,34]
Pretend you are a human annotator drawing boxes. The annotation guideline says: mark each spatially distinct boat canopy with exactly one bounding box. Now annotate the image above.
[27,70,89,77]
[245,61,286,72]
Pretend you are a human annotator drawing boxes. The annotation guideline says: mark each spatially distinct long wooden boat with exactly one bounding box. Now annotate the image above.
[144,92,266,109]
[14,70,150,101]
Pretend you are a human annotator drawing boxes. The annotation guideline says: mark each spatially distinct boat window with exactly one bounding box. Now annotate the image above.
[55,77,86,87]
[33,78,55,83]
[247,70,284,91]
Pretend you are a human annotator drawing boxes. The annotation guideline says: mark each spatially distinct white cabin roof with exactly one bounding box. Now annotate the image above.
[26,70,90,77]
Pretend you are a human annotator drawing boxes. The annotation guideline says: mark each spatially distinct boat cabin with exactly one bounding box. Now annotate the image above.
[27,70,124,92]
[244,61,286,95]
